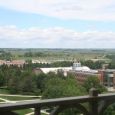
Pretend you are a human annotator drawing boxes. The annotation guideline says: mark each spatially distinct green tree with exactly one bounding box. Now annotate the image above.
[83,76,107,93]
[35,73,47,93]
[0,70,5,86]
[104,104,115,115]
[81,60,104,69]
[8,75,20,94]
[108,60,115,69]
[42,76,86,115]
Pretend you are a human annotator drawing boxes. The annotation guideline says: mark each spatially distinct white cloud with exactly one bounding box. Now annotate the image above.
[0,25,115,48]
[0,0,115,20]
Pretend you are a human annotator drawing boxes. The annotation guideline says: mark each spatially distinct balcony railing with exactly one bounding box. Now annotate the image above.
[0,88,115,115]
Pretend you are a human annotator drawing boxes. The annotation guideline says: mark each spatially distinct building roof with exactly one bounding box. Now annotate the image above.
[74,66,90,71]
[40,67,72,74]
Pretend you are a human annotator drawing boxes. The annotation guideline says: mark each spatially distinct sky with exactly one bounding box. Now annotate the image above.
[0,0,115,48]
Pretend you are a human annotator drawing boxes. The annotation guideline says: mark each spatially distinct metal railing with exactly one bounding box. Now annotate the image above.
[0,88,115,115]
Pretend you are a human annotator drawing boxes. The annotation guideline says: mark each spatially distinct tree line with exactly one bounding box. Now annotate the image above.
[0,63,114,114]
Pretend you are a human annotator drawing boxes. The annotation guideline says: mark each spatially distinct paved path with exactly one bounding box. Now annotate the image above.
[0,98,11,103]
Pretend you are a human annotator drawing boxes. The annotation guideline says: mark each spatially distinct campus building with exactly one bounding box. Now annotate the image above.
[33,62,115,91]
[0,60,26,67]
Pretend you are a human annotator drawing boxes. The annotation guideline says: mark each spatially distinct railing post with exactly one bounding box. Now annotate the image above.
[34,107,41,115]
[89,88,99,115]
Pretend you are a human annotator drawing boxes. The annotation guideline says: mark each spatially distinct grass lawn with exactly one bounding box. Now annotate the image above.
[0,88,10,94]
[0,96,39,101]
[14,109,47,115]
[0,99,5,102]
[14,109,33,115]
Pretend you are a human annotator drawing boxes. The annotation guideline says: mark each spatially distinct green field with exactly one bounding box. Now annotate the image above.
[0,48,114,62]
[0,99,5,102]
[14,109,33,115]
[14,109,47,115]
[0,96,39,101]
[0,88,10,94]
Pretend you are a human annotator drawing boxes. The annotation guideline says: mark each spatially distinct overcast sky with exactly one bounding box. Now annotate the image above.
[0,0,115,48]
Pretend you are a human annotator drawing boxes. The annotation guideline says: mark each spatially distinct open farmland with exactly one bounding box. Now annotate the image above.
[0,48,113,62]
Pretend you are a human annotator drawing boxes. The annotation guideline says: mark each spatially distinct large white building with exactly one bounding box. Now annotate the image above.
[39,62,92,74]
